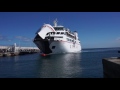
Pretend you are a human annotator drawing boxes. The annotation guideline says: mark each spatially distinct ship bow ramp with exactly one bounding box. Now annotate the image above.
[37,24,55,39]
[33,24,55,54]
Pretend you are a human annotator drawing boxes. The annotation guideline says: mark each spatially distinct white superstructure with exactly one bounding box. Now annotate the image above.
[33,19,82,54]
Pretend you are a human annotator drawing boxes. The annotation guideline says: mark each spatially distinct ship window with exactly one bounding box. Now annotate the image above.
[57,32,60,34]
[57,36,63,38]
[61,32,64,34]
[50,37,54,40]
[52,46,55,49]
[67,38,70,41]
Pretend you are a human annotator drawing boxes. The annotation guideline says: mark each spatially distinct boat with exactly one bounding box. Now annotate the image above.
[33,19,82,55]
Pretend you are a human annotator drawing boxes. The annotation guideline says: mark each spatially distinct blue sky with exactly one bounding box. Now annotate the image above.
[0,12,120,49]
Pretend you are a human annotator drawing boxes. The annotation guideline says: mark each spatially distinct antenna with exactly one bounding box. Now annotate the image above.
[53,18,58,27]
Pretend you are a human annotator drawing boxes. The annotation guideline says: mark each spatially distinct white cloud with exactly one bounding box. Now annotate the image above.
[15,36,33,42]
[0,34,11,41]
[0,36,3,40]
[116,37,120,42]
[16,36,23,39]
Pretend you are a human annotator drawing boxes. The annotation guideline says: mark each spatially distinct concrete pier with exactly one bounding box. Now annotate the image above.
[102,57,120,78]
[0,53,3,57]
[0,44,40,57]
[0,49,40,57]
[3,52,11,57]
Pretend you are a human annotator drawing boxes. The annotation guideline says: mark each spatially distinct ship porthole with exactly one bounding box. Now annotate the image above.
[52,46,55,49]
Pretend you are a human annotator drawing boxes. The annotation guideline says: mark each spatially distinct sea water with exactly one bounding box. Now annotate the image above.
[0,47,120,78]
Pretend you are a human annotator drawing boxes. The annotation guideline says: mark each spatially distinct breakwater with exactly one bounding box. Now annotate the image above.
[0,43,40,57]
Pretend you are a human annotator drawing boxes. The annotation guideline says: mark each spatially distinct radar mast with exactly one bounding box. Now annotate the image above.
[53,18,58,27]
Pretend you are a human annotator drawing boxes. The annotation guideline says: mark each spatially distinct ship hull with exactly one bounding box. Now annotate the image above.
[50,41,81,54]
[34,38,81,54]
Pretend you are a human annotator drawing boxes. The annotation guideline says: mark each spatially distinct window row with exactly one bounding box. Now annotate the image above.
[66,38,74,42]
[46,32,66,35]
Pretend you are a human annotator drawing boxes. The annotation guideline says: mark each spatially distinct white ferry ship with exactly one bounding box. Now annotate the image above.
[33,19,81,56]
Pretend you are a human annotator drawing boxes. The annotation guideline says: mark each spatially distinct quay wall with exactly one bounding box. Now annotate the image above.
[102,57,120,78]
